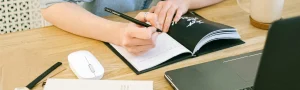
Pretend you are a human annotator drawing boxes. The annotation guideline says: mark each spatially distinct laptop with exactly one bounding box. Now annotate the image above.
[165,16,300,90]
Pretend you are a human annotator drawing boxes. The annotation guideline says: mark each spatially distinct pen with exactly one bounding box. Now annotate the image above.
[14,62,62,90]
[104,7,163,32]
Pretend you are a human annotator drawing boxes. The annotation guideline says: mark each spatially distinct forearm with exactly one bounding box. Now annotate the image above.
[41,2,125,45]
[188,0,224,9]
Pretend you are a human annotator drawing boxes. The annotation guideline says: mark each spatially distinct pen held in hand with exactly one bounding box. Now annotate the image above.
[104,7,163,32]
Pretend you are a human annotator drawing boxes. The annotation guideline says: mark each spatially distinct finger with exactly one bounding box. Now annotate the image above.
[163,5,178,32]
[145,13,161,30]
[126,26,156,39]
[173,8,184,23]
[132,48,151,56]
[158,1,172,27]
[149,6,156,13]
[134,44,155,53]
[130,49,148,56]
[127,44,155,55]
[134,50,148,56]
[135,12,161,29]
[152,32,159,44]
[122,36,153,47]
[154,1,164,21]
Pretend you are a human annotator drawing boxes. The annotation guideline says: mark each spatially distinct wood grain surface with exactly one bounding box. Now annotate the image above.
[0,0,299,90]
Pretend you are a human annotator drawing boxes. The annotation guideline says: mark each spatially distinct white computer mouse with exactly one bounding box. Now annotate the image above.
[68,50,104,80]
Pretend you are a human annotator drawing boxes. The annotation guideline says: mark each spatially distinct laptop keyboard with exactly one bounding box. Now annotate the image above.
[240,86,254,90]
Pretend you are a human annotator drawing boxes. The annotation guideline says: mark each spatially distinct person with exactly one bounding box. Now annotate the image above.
[41,0,224,55]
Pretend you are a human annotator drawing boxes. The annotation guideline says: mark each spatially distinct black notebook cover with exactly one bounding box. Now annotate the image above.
[104,12,245,74]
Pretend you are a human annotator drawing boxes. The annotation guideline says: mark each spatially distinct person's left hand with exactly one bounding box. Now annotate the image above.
[149,0,190,32]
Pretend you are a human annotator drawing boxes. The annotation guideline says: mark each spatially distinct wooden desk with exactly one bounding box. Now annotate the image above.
[1,0,299,90]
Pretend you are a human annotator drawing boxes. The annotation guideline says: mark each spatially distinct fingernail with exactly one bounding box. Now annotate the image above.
[172,21,175,26]
[175,21,178,24]
[146,22,151,25]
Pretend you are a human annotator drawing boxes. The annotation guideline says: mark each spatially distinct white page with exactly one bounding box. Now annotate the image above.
[110,33,191,71]
[193,32,241,54]
[44,79,153,90]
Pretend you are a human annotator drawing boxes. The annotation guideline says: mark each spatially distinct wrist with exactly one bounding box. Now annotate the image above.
[112,22,127,46]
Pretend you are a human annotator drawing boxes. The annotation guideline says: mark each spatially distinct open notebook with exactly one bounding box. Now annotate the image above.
[105,12,245,74]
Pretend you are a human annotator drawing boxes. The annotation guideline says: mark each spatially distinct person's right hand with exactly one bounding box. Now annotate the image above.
[119,12,161,55]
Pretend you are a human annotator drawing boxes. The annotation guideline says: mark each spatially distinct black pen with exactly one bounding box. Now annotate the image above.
[14,62,62,90]
[104,7,163,32]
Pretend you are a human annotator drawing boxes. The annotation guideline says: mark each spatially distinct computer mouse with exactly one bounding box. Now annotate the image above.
[68,50,104,80]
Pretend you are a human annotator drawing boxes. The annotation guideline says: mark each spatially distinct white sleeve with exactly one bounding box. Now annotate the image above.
[41,0,93,8]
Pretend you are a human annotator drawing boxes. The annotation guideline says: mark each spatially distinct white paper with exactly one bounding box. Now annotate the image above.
[44,79,153,90]
[193,29,241,54]
[110,33,191,71]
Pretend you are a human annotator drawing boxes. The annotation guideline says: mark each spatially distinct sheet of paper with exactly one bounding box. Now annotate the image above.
[110,33,191,71]
[193,31,241,54]
[44,79,153,90]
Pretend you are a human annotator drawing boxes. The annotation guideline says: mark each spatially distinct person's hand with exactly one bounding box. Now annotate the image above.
[119,12,160,55]
[149,0,190,32]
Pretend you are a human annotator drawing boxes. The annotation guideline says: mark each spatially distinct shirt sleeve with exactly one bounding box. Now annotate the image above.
[41,0,93,9]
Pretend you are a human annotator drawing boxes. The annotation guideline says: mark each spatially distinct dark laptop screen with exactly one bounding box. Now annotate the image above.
[254,16,300,90]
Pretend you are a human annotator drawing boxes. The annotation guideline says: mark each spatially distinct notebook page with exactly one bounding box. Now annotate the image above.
[110,33,191,71]
[44,79,153,90]
[193,32,241,54]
